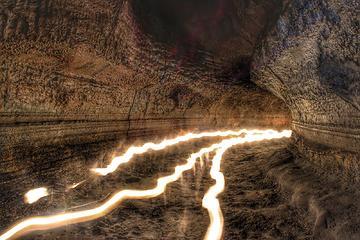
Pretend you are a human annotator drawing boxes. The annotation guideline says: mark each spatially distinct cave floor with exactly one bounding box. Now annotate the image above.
[1,139,314,240]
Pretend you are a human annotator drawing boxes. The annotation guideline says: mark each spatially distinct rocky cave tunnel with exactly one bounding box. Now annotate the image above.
[0,0,359,239]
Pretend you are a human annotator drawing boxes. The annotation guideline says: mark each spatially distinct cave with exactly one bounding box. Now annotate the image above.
[0,0,359,239]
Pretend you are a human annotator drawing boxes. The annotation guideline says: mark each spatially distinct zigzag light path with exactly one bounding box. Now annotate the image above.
[0,129,291,240]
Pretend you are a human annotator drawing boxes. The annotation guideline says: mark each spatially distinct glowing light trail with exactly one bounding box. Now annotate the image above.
[24,188,49,204]
[0,130,291,240]
[202,148,227,240]
[202,130,292,240]
[92,129,269,176]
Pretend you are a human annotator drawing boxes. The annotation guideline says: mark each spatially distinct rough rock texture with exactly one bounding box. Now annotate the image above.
[265,142,360,240]
[1,0,359,239]
[252,0,360,153]
[0,0,290,178]
[249,2,360,237]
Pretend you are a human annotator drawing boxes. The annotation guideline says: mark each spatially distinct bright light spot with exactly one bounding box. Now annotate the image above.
[67,181,86,191]
[24,188,49,204]
[0,129,292,240]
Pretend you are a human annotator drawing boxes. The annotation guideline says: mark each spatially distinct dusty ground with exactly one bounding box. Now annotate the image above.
[0,137,318,240]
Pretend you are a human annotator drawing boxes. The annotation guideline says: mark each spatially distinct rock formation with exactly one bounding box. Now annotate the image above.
[0,0,359,239]
[253,0,359,174]
[0,0,290,179]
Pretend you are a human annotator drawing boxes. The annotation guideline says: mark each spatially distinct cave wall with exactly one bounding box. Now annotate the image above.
[252,0,359,153]
[0,0,290,180]
[0,0,289,125]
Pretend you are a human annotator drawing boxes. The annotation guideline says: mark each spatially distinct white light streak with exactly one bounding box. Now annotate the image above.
[202,148,227,240]
[67,181,86,191]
